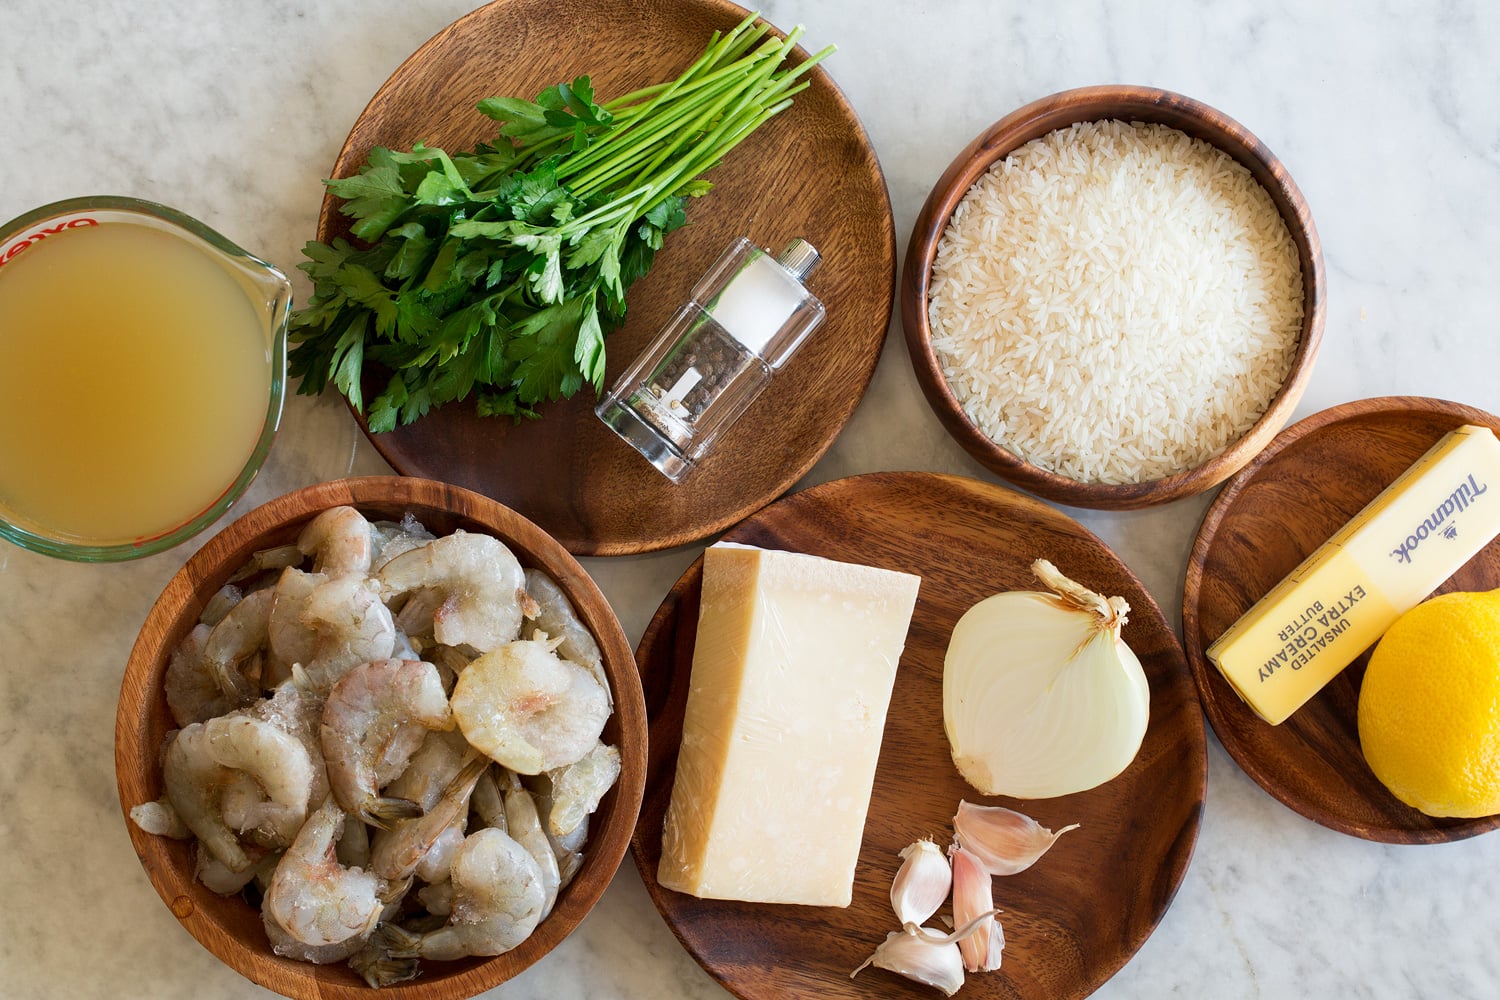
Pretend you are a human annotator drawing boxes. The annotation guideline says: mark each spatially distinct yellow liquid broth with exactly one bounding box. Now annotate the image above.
[0,222,270,545]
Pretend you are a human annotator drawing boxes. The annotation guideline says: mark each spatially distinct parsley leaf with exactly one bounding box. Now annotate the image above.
[287,17,834,430]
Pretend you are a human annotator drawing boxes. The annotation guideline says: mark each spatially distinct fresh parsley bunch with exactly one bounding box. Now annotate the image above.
[288,15,832,432]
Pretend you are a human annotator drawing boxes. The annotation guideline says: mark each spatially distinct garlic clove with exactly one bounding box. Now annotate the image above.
[852,929,966,997]
[891,839,952,927]
[949,845,1004,972]
[953,800,1079,876]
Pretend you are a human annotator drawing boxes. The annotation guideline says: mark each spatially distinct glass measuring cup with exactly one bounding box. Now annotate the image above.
[0,196,290,561]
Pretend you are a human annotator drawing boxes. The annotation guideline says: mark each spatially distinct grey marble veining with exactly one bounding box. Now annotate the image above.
[2,0,1498,997]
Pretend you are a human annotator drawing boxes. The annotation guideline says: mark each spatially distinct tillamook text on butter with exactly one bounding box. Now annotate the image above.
[1207,424,1500,724]
[657,542,920,906]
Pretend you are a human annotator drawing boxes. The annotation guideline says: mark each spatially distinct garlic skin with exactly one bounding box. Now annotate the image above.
[943,559,1150,798]
[891,839,952,928]
[953,800,1079,876]
[851,929,966,996]
[949,845,1004,972]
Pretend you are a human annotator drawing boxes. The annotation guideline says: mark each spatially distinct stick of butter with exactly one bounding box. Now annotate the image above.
[658,542,921,906]
[1208,424,1500,724]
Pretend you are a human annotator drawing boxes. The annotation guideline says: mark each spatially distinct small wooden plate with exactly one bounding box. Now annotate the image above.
[630,472,1206,1000]
[317,0,896,556]
[1183,397,1500,843]
[116,477,647,998]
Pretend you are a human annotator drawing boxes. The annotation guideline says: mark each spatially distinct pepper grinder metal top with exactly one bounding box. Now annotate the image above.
[776,238,822,283]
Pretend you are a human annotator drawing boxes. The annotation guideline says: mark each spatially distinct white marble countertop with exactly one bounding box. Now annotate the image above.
[2,1,1498,997]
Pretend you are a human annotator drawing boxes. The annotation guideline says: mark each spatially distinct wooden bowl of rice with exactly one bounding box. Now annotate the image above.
[901,86,1324,509]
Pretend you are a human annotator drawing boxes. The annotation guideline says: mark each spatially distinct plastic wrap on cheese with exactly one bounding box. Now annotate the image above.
[657,542,921,906]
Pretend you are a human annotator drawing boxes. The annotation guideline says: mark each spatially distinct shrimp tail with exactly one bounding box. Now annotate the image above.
[349,935,421,987]
[207,654,259,704]
[379,874,414,906]
[374,923,425,961]
[361,796,424,831]
[449,753,491,803]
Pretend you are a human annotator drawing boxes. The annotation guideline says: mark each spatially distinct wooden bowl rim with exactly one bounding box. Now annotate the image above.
[114,475,648,998]
[900,84,1326,510]
[1181,395,1500,843]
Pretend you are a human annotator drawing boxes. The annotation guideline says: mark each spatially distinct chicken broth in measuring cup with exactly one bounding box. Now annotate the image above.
[0,199,289,560]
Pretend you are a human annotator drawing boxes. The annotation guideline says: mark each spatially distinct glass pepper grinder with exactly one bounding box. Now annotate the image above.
[595,236,825,482]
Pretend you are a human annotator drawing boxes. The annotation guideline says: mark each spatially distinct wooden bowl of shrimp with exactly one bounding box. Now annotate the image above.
[115,476,647,999]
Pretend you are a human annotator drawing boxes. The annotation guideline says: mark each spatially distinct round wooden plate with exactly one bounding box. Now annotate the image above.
[1182,396,1500,843]
[317,0,896,556]
[630,472,1206,1000]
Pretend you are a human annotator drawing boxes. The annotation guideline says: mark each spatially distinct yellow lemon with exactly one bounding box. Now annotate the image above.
[1357,588,1500,818]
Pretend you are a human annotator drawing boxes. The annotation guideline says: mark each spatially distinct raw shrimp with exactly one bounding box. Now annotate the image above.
[263,907,368,966]
[264,797,385,948]
[522,569,606,697]
[229,543,304,583]
[384,728,473,808]
[416,879,454,917]
[266,567,322,687]
[426,644,471,693]
[336,813,372,870]
[298,506,374,578]
[197,846,277,896]
[502,773,561,920]
[129,798,190,839]
[203,587,275,702]
[369,754,488,882]
[552,816,587,888]
[253,676,331,809]
[199,583,245,627]
[392,588,445,643]
[220,771,277,844]
[298,576,398,692]
[204,713,317,847]
[544,741,621,837]
[383,826,545,961]
[370,514,435,571]
[321,658,452,827]
[163,723,253,871]
[377,530,527,652]
[390,626,419,662]
[415,825,467,886]
[369,728,474,881]
[369,758,486,881]
[470,768,507,831]
[165,623,237,727]
[526,773,588,888]
[450,635,610,774]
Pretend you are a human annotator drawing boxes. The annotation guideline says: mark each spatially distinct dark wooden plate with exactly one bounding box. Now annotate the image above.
[630,472,1206,1000]
[317,0,895,556]
[1182,396,1500,843]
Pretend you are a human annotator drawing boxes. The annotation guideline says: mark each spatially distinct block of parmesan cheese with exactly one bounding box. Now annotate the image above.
[658,542,921,906]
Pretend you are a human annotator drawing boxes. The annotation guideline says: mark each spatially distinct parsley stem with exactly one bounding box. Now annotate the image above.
[557,41,783,183]
[564,31,823,203]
